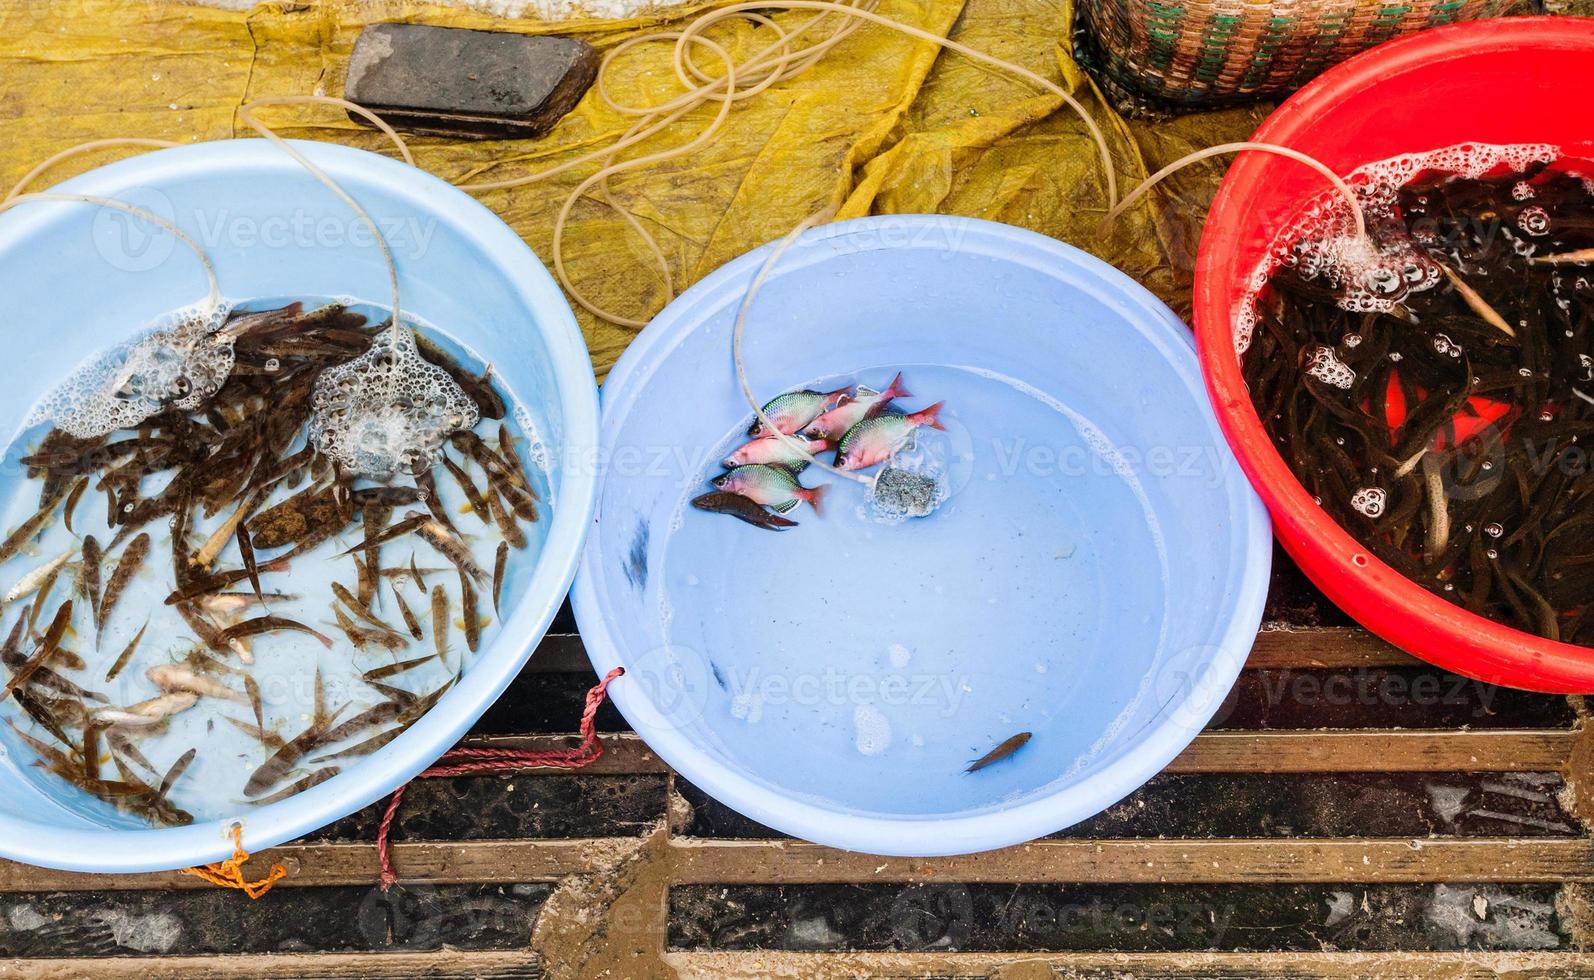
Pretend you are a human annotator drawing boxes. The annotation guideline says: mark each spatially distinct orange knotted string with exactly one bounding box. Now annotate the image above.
[180,824,288,899]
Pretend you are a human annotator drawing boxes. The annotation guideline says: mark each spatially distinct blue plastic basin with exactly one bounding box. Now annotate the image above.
[0,140,598,872]
[573,215,1270,856]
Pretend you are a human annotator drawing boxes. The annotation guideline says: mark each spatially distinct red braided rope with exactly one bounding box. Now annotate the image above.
[377,666,625,890]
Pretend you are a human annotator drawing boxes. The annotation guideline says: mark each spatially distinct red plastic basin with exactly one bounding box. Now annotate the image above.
[1193,17,1594,694]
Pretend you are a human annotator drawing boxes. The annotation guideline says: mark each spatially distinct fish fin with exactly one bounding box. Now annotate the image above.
[771,498,800,515]
[803,483,828,518]
[882,371,911,401]
[910,401,947,431]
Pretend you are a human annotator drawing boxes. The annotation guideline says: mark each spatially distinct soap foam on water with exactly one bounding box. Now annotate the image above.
[852,703,892,756]
[1234,143,1562,357]
[28,301,235,439]
[310,324,481,479]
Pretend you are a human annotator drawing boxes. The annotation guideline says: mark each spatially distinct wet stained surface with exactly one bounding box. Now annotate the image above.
[0,884,546,956]
[675,771,1580,841]
[668,882,1571,952]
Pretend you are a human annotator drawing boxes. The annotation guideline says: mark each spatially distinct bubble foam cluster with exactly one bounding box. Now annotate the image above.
[309,324,480,479]
[1305,344,1355,390]
[1350,486,1387,519]
[28,302,235,439]
[1234,143,1562,357]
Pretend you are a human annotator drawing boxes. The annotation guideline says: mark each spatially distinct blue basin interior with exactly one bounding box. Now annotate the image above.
[575,217,1270,856]
[0,140,597,872]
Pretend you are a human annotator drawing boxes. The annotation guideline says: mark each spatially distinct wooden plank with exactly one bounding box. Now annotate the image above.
[1246,628,1418,669]
[11,949,1594,980]
[668,950,1594,979]
[1165,729,1576,773]
[453,729,1575,776]
[0,951,540,980]
[0,838,635,893]
[4,836,1588,893]
[668,838,1594,885]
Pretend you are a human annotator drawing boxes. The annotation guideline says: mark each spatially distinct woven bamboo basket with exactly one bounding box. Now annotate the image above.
[1074,0,1523,114]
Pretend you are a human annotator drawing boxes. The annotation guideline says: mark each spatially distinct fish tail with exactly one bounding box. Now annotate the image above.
[802,483,828,517]
[882,372,912,401]
[910,402,947,431]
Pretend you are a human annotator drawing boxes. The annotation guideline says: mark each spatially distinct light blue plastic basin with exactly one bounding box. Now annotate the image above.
[0,140,598,872]
[572,215,1270,856]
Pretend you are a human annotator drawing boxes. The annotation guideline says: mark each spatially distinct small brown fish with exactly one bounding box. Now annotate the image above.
[498,425,531,488]
[441,452,492,519]
[352,486,426,509]
[245,715,336,797]
[62,477,88,534]
[331,514,429,557]
[459,570,481,654]
[82,724,101,782]
[0,488,65,567]
[158,748,198,799]
[359,503,392,607]
[454,431,538,521]
[690,491,799,531]
[235,523,262,599]
[363,656,432,682]
[311,727,401,763]
[414,469,460,538]
[225,716,286,751]
[98,533,150,644]
[330,604,370,653]
[2,600,73,702]
[485,488,526,549]
[214,616,333,650]
[249,767,341,806]
[78,534,103,623]
[431,584,449,664]
[14,688,77,747]
[318,700,406,747]
[391,584,423,641]
[0,609,23,664]
[19,582,55,646]
[331,581,400,635]
[173,602,251,665]
[106,730,158,779]
[352,553,377,611]
[492,541,508,616]
[330,605,409,653]
[104,617,149,682]
[414,515,487,583]
[245,674,264,731]
[966,732,1032,773]
[163,557,291,605]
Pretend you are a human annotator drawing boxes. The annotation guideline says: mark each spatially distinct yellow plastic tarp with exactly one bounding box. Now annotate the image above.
[0,0,1271,376]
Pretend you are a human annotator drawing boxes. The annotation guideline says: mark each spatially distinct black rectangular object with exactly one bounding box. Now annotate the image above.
[345,23,599,140]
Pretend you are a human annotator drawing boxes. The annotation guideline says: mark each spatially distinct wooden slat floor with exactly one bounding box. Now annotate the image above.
[0,563,1589,979]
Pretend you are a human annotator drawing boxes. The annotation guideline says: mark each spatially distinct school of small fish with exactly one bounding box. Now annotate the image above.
[693,372,947,529]
[0,302,539,825]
